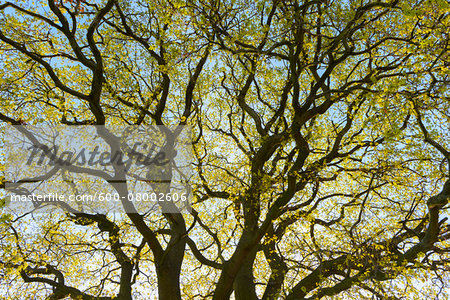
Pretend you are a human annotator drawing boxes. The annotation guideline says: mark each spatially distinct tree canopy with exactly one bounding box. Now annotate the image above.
[0,0,449,299]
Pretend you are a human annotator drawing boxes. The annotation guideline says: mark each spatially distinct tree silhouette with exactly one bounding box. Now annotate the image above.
[1,0,449,299]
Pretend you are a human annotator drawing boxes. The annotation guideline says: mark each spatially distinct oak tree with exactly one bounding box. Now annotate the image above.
[0,0,449,299]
